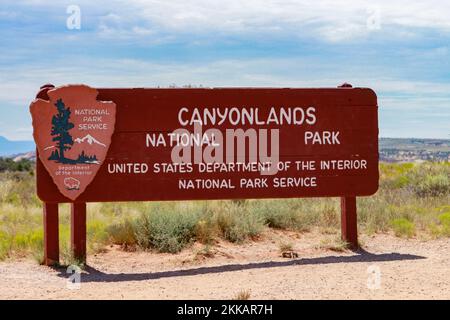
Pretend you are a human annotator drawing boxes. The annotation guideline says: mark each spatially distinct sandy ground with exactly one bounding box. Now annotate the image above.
[1,229,449,300]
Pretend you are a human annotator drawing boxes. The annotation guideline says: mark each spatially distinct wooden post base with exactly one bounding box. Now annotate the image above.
[340,196,358,250]
[71,202,87,263]
[43,202,59,266]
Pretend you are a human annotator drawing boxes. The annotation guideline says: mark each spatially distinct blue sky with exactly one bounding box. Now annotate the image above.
[0,0,449,140]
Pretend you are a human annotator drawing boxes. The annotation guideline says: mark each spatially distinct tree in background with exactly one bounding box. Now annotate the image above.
[0,158,33,172]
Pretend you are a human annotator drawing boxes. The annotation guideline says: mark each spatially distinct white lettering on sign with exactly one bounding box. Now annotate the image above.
[107,104,373,194]
[240,178,269,189]
[74,109,110,130]
[74,109,110,115]
[321,160,367,170]
[273,176,317,188]
[304,131,340,145]
[179,179,235,190]
[178,107,316,126]
[78,123,108,130]
[107,163,149,174]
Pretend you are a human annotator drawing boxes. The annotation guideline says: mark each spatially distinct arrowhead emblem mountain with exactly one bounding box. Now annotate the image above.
[74,134,106,147]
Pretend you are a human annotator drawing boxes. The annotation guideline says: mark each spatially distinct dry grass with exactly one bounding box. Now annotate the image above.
[0,162,449,260]
[317,237,350,252]
[233,290,251,300]
[193,245,215,261]
[278,242,293,253]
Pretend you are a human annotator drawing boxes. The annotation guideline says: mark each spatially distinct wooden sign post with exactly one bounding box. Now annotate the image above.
[31,83,378,265]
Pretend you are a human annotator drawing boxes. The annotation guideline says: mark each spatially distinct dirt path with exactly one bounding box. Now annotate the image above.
[1,230,449,299]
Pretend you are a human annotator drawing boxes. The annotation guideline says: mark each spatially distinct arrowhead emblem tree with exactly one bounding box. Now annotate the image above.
[49,99,75,163]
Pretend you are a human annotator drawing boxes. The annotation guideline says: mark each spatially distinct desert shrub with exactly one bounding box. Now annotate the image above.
[214,202,264,243]
[414,174,449,197]
[0,231,11,260]
[260,208,300,230]
[319,205,340,228]
[391,218,416,238]
[379,163,414,190]
[254,200,316,231]
[13,229,44,263]
[0,200,44,261]
[359,162,449,235]
[438,212,450,236]
[0,179,13,203]
[195,218,217,244]
[393,175,411,188]
[439,212,450,226]
[13,229,43,251]
[134,207,200,253]
[221,212,263,243]
[358,196,392,233]
[0,172,39,206]
[108,218,138,248]
[87,220,109,252]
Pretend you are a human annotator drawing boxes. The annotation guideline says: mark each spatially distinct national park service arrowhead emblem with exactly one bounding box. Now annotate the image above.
[30,85,116,200]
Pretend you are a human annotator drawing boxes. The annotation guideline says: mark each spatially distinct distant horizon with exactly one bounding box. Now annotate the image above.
[1,135,449,143]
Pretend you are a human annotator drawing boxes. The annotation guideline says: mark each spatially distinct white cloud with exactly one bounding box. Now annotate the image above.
[1,56,449,139]
[2,57,450,104]
[96,0,450,41]
[4,0,450,42]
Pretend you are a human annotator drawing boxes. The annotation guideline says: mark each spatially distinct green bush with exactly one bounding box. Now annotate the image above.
[195,218,217,244]
[217,212,264,243]
[0,231,11,260]
[0,172,39,206]
[438,212,450,236]
[439,212,450,226]
[391,218,416,238]
[13,229,43,251]
[134,208,199,253]
[415,174,450,197]
[393,175,410,188]
[253,200,317,231]
[214,203,264,243]
[108,218,138,248]
[0,158,34,173]
[87,220,109,252]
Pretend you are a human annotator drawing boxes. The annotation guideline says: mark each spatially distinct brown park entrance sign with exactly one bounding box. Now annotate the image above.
[30,83,379,265]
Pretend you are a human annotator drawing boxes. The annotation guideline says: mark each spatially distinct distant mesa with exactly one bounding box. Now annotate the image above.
[0,136,35,157]
[12,151,36,162]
